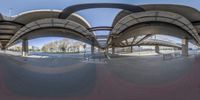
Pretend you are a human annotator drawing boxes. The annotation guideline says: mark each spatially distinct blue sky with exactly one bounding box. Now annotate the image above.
[1,0,200,16]
[0,0,200,48]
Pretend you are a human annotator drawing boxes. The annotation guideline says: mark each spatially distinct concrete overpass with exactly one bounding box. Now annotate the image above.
[111,39,182,54]
[0,3,200,56]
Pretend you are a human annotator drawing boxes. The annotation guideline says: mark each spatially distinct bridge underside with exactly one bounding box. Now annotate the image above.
[0,3,199,57]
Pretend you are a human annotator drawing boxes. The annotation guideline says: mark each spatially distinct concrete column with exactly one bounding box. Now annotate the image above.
[1,43,6,50]
[1,46,5,51]
[112,47,115,54]
[130,46,133,53]
[22,39,28,56]
[91,44,94,55]
[98,48,101,53]
[182,38,188,57]
[105,48,108,54]
[155,45,160,54]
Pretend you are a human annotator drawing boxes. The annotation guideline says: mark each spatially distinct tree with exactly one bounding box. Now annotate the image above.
[41,38,84,53]
[60,47,66,52]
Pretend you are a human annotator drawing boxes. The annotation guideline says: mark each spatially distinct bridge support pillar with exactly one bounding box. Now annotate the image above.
[130,46,133,53]
[22,39,28,57]
[155,45,160,54]
[1,46,6,51]
[98,48,101,53]
[105,48,108,54]
[182,38,188,57]
[112,47,115,54]
[91,44,94,55]
[1,43,7,51]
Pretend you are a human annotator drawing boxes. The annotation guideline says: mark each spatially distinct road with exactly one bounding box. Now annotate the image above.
[0,53,200,100]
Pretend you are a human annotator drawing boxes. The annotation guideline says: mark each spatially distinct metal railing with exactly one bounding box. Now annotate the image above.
[82,52,110,64]
[163,52,181,60]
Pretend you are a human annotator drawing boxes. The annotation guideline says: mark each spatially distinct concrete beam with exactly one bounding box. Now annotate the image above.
[59,3,144,19]
[182,38,188,57]
[135,34,152,45]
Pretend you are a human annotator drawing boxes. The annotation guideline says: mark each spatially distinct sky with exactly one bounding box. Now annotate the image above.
[0,0,200,48]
